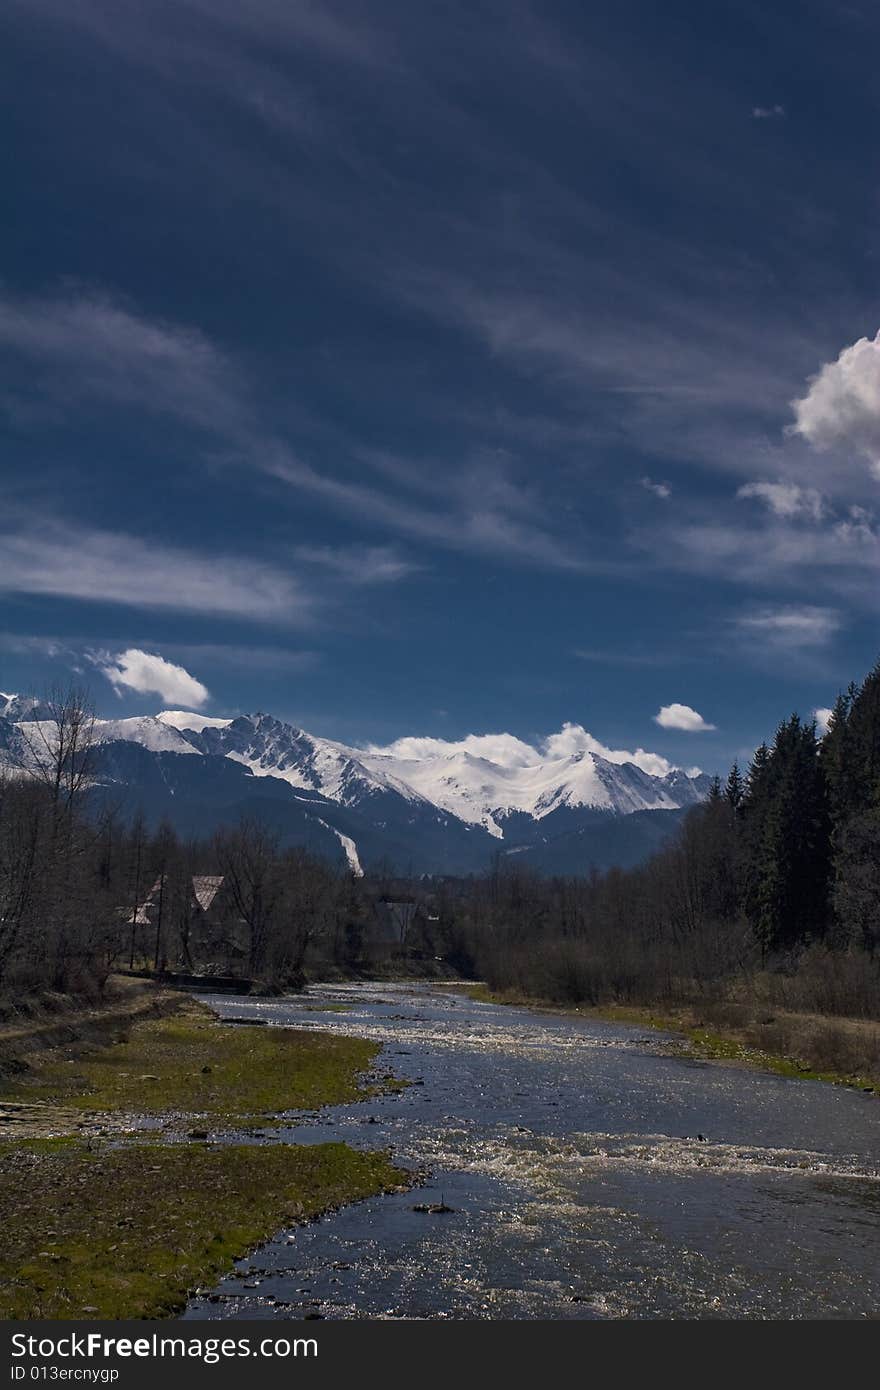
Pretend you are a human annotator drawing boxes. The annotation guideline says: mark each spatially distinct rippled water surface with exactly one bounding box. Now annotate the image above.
[184,982,879,1320]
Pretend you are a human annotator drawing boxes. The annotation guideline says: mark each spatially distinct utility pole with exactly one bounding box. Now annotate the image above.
[128,834,142,970]
[153,871,166,974]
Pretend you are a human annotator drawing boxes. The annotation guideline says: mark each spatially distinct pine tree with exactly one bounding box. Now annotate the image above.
[740,742,775,960]
[843,663,880,814]
[822,669,880,946]
[820,685,857,829]
[725,760,744,813]
[744,742,770,801]
[740,721,830,958]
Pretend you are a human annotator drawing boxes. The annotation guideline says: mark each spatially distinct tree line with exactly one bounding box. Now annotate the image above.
[0,687,384,997]
[441,662,880,1022]
[2,670,880,1026]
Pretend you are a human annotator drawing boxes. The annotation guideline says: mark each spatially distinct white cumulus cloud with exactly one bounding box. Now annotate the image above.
[94,649,210,708]
[367,723,677,777]
[814,707,834,736]
[791,330,880,475]
[653,703,716,732]
[540,723,676,776]
[367,732,538,768]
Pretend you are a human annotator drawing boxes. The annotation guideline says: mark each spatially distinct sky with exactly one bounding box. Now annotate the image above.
[2,0,880,773]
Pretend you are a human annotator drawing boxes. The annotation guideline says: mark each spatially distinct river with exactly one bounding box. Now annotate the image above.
[184,982,880,1320]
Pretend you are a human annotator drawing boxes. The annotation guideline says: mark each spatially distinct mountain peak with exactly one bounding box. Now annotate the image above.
[1,702,710,874]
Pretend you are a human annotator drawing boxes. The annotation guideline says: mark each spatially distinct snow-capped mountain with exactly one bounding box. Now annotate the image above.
[161,712,427,809]
[151,711,709,833]
[0,692,44,722]
[348,742,704,834]
[0,700,711,875]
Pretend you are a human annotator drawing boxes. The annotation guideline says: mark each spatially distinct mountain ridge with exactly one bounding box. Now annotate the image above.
[0,701,711,876]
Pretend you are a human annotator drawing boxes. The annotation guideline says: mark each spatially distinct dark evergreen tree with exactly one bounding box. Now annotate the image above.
[740,742,775,959]
[821,670,880,946]
[832,810,880,954]
[740,722,830,957]
[843,664,880,814]
[820,685,857,829]
[725,761,744,813]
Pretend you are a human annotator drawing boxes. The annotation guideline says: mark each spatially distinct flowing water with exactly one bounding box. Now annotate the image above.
[184,982,880,1320]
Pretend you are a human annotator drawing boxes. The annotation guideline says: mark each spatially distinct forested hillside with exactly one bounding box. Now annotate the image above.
[2,671,880,1058]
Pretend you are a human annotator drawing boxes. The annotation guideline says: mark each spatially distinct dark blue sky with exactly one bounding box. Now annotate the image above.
[2,0,880,769]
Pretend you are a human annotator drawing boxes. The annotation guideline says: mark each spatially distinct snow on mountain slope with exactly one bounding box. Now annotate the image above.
[178,713,428,808]
[314,818,364,876]
[3,695,709,844]
[0,693,43,721]
[350,726,706,833]
[156,711,234,733]
[0,714,201,766]
[93,716,202,755]
[109,711,709,831]
[0,697,204,758]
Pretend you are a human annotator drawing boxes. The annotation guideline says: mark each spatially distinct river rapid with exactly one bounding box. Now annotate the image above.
[184,982,879,1320]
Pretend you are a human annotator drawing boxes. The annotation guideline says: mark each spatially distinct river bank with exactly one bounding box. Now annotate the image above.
[185,982,880,1320]
[457,984,880,1092]
[0,974,191,1075]
[0,991,407,1318]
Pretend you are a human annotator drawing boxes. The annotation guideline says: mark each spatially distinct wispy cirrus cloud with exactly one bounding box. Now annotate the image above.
[293,544,419,585]
[737,480,825,521]
[636,500,880,599]
[640,476,671,499]
[4,0,878,728]
[20,0,389,72]
[573,646,682,668]
[0,288,243,432]
[163,642,320,674]
[734,605,842,649]
[1,286,590,575]
[261,445,592,572]
[0,517,312,623]
[0,632,73,660]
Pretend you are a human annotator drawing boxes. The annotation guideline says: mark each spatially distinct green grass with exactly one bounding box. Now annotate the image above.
[0,1137,403,1319]
[0,998,411,1318]
[2,1002,384,1124]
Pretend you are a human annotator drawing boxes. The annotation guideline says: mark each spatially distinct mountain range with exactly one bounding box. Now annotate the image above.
[0,697,711,876]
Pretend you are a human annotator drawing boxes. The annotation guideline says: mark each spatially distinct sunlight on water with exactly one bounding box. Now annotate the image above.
[185,982,880,1321]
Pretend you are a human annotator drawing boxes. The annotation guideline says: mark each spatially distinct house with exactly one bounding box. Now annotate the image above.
[191,875,225,914]
[118,873,245,968]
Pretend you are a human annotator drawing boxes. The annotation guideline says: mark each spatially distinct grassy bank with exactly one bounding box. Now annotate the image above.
[457,984,880,1092]
[1,997,397,1128]
[0,994,407,1318]
[0,975,191,1076]
[0,1137,403,1318]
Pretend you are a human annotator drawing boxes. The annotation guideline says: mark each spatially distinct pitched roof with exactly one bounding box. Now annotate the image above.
[192,875,224,912]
